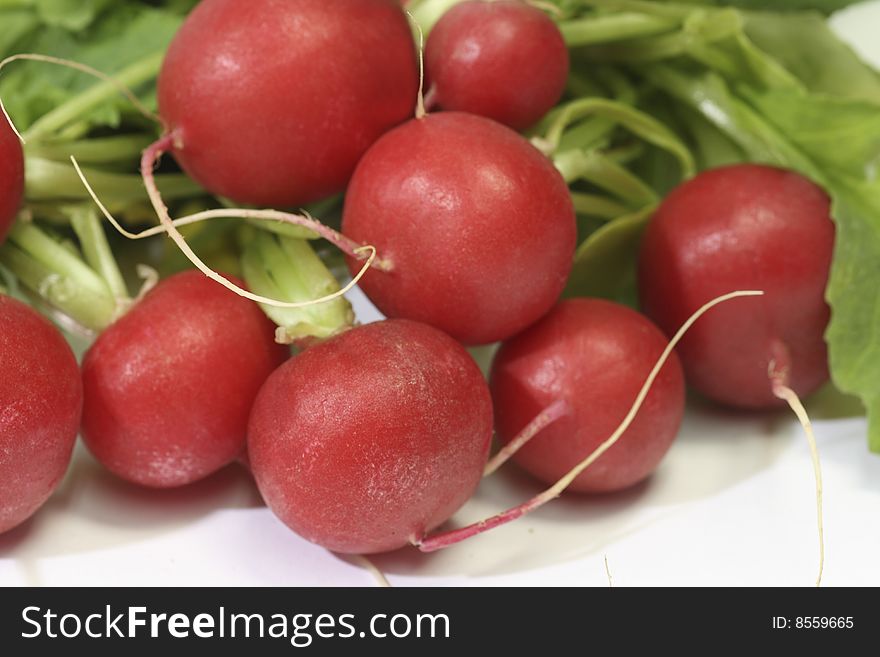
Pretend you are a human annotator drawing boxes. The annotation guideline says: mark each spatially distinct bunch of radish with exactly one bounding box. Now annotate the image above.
[0,0,838,588]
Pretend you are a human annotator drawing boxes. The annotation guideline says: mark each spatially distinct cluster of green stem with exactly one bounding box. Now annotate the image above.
[2,49,356,343]
[0,207,128,332]
[0,52,168,331]
[242,230,355,345]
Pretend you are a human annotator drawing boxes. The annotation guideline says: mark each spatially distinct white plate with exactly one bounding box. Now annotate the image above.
[3,2,880,587]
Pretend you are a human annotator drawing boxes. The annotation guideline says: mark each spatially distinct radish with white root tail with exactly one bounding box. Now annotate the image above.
[425,0,569,131]
[488,298,685,492]
[0,114,23,243]
[638,165,834,409]
[0,295,82,534]
[246,319,494,554]
[155,0,419,207]
[245,291,755,560]
[81,270,289,489]
[414,291,762,551]
[638,163,832,585]
[341,111,577,345]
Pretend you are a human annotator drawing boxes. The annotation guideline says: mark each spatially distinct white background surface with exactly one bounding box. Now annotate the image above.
[2,2,880,587]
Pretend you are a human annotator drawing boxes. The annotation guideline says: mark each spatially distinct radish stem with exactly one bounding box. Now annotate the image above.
[68,206,129,309]
[75,137,386,310]
[6,221,109,298]
[26,134,153,165]
[73,154,386,270]
[0,240,115,332]
[554,149,658,206]
[27,156,201,204]
[559,13,678,47]
[242,231,355,344]
[570,192,631,219]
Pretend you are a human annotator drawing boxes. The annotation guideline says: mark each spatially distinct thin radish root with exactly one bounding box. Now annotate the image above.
[483,398,571,476]
[344,554,392,588]
[769,363,825,587]
[414,289,764,552]
[604,554,613,588]
[73,144,390,310]
[142,136,382,309]
[406,10,428,120]
[0,53,160,143]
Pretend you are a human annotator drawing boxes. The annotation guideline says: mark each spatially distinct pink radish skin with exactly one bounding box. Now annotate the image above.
[425,1,569,131]
[342,111,577,346]
[639,164,834,409]
[247,319,493,554]
[81,271,288,488]
[1,295,82,534]
[157,0,419,207]
[0,115,24,243]
[491,298,685,492]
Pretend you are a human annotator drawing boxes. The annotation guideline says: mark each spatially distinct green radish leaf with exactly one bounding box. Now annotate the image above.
[545,96,696,177]
[742,88,880,176]
[740,12,880,102]
[643,64,819,172]
[822,176,880,451]
[570,0,863,17]
[707,0,867,15]
[0,5,185,133]
[35,0,114,31]
[564,203,656,304]
[0,11,40,55]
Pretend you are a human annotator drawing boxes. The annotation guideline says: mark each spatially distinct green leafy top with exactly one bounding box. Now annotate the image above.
[0,1,192,132]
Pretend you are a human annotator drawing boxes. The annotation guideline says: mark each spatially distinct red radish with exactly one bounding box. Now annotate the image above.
[156,0,419,207]
[490,298,685,492]
[247,319,493,554]
[417,291,762,553]
[81,270,288,488]
[0,115,24,243]
[638,164,834,409]
[341,111,577,345]
[425,1,569,131]
[1,295,82,534]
